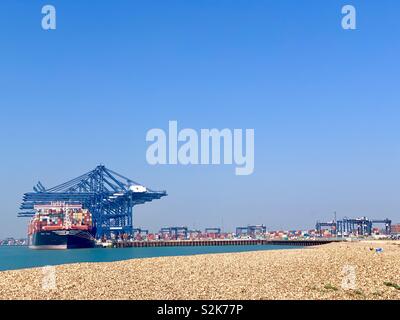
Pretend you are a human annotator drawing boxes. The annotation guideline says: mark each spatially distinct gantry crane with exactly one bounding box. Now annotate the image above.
[19,165,167,238]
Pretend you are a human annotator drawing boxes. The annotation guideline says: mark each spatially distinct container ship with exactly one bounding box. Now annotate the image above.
[28,202,96,249]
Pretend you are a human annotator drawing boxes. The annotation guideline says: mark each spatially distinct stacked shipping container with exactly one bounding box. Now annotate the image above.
[28,203,92,234]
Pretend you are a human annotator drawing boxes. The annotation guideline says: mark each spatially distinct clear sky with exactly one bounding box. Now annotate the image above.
[0,0,399,238]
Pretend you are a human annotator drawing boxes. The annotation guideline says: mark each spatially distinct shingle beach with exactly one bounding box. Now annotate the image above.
[1,241,399,300]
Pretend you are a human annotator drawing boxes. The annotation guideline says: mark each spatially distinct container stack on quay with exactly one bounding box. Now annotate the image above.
[29,205,92,233]
[391,224,400,234]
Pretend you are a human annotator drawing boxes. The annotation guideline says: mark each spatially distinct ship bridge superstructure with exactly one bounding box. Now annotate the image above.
[19,165,167,238]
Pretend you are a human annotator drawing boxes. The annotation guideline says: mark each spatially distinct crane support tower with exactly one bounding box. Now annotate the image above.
[160,226,188,239]
[205,228,221,234]
[236,225,266,237]
[316,217,392,236]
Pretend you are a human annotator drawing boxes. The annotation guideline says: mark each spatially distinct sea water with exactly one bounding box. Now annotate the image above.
[0,245,302,271]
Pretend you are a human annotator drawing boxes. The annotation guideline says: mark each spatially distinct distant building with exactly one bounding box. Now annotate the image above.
[0,238,27,246]
[391,224,400,234]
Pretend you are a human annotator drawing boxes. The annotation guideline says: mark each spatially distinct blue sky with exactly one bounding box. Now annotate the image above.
[0,0,399,238]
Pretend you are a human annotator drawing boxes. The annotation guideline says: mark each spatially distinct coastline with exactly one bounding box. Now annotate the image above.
[0,241,399,300]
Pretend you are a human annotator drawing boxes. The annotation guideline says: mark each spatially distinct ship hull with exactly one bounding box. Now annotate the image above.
[29,230,96,250]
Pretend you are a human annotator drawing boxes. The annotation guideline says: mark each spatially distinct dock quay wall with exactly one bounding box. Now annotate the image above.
[111,239,338,248]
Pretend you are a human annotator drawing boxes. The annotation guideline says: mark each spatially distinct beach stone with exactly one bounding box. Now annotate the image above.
[0,241,399,300]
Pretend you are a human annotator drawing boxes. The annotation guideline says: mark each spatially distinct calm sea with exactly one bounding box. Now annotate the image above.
[0,245,301,271]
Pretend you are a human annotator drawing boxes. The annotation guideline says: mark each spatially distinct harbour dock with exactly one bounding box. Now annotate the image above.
[111,239,338,248]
